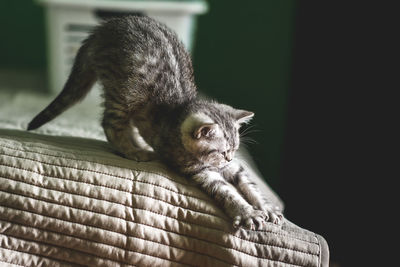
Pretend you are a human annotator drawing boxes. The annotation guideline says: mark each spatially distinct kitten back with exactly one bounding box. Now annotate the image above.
[28,15,197,130]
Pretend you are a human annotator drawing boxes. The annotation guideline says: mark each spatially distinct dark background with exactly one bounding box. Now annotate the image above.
[197,3,392,264]
[0,1,394,266]
[278,2,392,266]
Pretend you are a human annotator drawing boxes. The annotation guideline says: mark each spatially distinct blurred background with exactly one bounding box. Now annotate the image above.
[0,1,393,266]
[0,0,293,191]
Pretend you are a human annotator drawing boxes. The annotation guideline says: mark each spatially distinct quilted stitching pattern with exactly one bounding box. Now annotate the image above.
[0,129,327,266]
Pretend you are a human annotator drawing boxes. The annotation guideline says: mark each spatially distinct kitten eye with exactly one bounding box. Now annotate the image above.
[206,149,218,155]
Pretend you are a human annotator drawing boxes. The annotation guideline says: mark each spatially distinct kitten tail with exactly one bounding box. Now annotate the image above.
[27,40,96,130]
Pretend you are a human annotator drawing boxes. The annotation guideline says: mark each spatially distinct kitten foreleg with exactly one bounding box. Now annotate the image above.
[236,168,283,224]
[192,170,268,230]
[223,163,283,225]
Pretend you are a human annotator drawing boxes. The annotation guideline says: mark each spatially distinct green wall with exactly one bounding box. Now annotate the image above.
[0,0,295,189]
[0,1,46,70]
[193,1,295,188]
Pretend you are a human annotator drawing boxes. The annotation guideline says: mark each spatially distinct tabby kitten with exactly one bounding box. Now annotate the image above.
[28,16,283,229]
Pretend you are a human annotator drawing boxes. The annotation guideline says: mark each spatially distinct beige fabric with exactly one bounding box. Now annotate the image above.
[0,128,328,266]
[0,91,328,266]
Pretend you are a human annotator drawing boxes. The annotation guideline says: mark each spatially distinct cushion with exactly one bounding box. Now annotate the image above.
[0,91,329,266]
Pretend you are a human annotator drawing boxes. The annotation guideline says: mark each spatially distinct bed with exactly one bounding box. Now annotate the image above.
[0,91,329,266]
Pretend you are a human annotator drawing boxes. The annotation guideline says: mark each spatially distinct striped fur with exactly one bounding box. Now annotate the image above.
[27,16,282,229]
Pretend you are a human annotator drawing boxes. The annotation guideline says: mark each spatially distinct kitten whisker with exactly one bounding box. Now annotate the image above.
[240,125,260,138]
[240,136,259,145]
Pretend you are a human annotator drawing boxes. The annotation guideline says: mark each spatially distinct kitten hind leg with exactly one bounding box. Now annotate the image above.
[131,126,154,152]
[102,113,156,162]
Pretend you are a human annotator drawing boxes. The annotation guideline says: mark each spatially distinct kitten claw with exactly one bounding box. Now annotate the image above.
[245,218,255,230]
[262,208,284,225]
[254,217,265,230]
[232,209,268,230]
[233,216,241,229]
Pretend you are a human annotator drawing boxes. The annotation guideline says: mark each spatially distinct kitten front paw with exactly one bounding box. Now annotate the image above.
[232,208,268,230]
[259,206,284,225]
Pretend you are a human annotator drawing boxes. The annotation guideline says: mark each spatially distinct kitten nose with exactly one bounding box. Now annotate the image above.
[225,152,233,162]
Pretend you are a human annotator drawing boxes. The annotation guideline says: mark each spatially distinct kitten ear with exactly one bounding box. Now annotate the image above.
[194,124,218,139]
[235,110,254,124]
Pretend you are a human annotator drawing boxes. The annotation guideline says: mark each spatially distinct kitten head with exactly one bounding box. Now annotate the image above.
[180,104,254,169]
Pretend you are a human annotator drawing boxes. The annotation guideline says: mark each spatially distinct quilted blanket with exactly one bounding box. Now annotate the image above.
[0,92,329,266]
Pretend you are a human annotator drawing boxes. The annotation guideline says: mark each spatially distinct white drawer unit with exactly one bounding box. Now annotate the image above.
[37,0,208,93]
